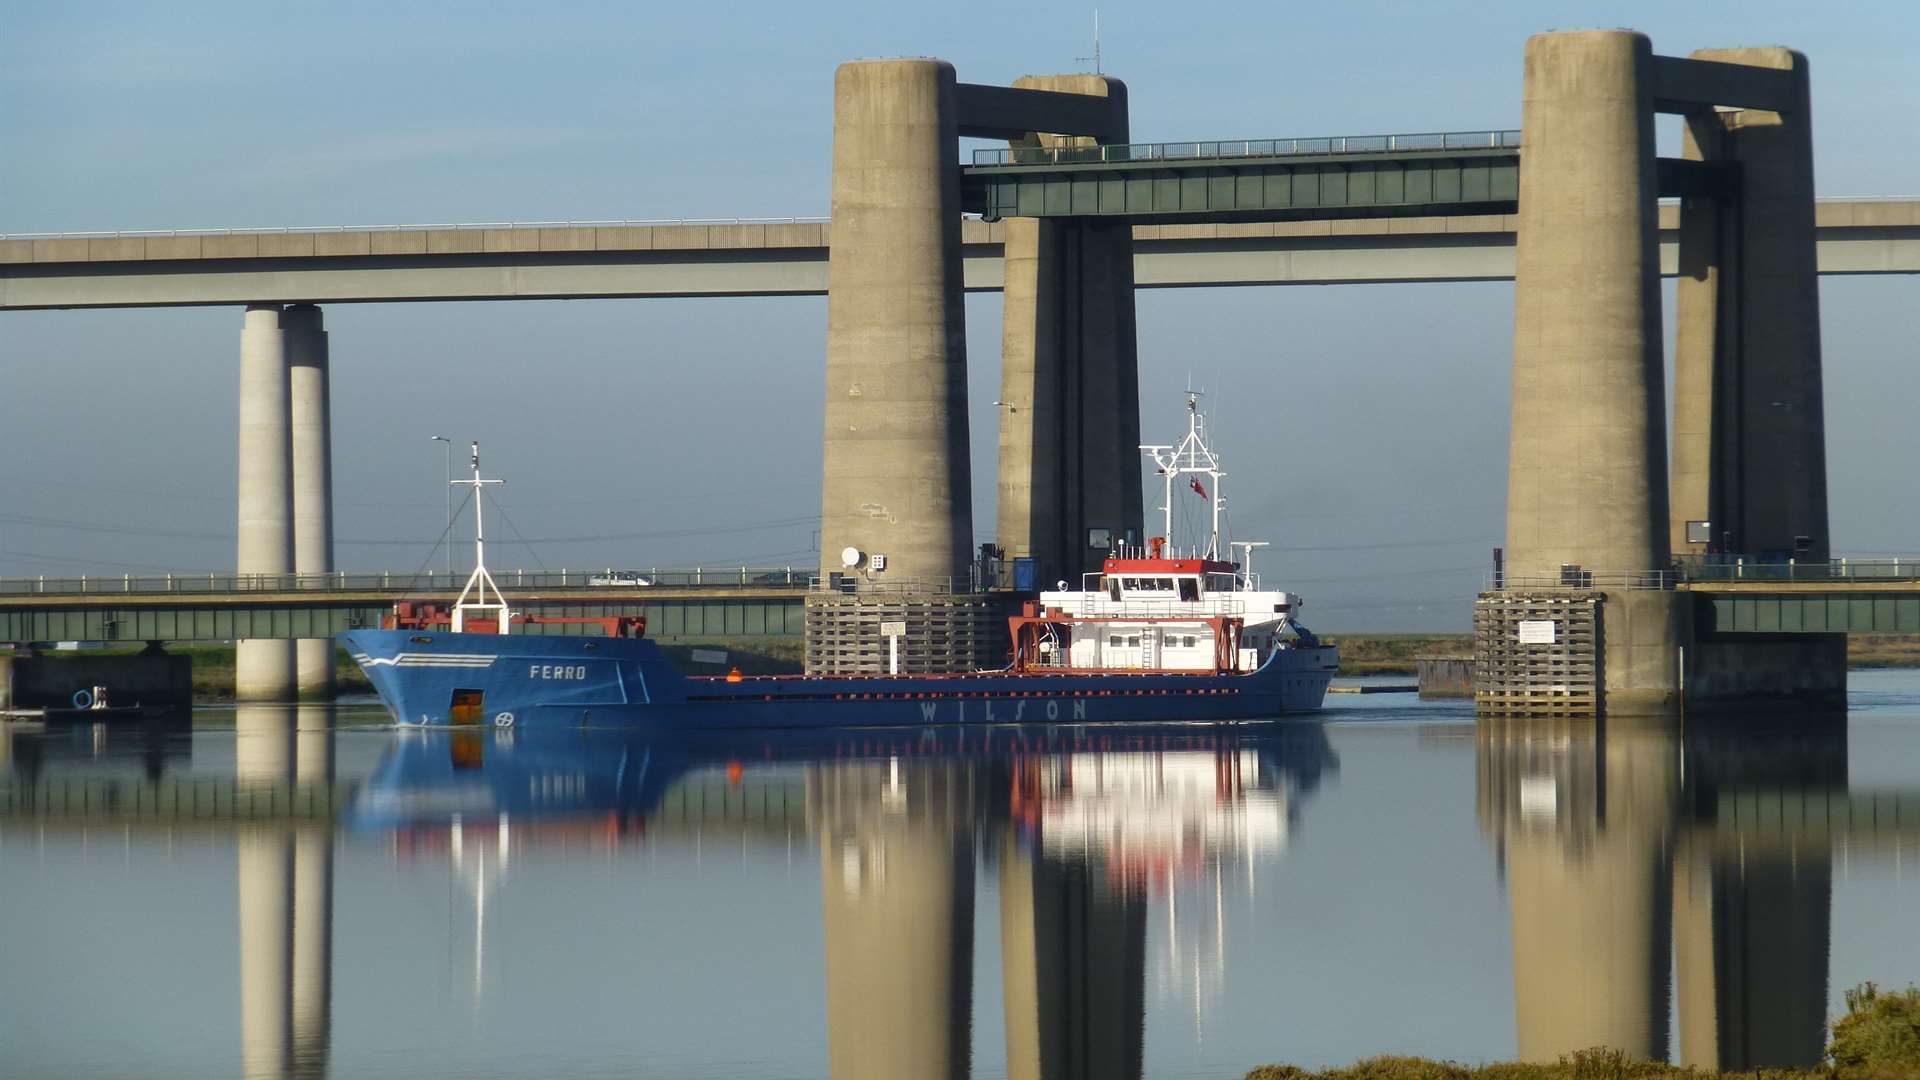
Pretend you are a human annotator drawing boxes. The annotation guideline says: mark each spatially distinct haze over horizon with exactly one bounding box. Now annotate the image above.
[5,0,1918,632]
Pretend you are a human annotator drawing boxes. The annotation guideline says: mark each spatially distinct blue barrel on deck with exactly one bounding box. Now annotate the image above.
[1013,557,1039,592]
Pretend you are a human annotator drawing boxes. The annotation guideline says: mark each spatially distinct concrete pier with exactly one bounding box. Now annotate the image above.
[1671,49,1828,562]
[1507,30,1669,585]
[995,75,1141,583]
[237,305,295,701]
[818,59,973,589]
[285,304,335,699]
[1497,31,1680,714]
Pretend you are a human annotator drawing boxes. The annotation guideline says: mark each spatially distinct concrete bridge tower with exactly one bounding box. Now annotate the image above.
[1484,30,1840,716]
[808,60,1136,674]
[995,74,1141,587]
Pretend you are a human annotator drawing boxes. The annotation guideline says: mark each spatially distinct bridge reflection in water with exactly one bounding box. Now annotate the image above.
[6,708,1913,1077]
[0,718,1334,1080]
[1479,717,1851,1071]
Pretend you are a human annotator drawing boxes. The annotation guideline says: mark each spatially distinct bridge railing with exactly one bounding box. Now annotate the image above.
[971,129,1522,168]
[1490,559,1920,591]
[0,217,831,242]
[1677,557,1920,583]
[0,566,812,596]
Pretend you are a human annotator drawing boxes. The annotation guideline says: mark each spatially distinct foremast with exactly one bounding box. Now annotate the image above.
[449,442,509,634]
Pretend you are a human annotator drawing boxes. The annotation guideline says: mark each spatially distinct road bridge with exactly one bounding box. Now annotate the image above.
[0,570,806,643]
[4,197,1917,309]
[5,41,1911,702]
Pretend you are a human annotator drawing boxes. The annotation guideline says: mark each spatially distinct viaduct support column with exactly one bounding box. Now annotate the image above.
[285,305,335,699]
[1501,30,1679,714]
[818,59,972,589]
[996,75,1141,584]
[237,305,295,702]
[1671,49,1828,563]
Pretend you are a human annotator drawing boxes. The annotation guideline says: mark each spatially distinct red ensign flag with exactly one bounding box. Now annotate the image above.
[1190,477,1208,500]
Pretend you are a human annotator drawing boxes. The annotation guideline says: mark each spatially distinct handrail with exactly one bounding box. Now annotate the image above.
[970,129,1522,167]
[0,217,831,242]
[5,196,1913,243]
[0,566,811,596]
[1489,558,1920,592]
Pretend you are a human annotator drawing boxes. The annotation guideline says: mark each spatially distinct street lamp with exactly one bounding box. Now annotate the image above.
[431,435,454,580]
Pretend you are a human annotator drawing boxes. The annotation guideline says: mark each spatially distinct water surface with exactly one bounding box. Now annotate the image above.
[4,676,1918,1079]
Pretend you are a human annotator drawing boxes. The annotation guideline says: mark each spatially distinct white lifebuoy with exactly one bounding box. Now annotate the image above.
[494,712,516,727]
[71,689,93,709]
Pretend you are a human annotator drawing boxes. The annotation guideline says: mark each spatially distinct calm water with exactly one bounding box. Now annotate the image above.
[5,675,1919,1080]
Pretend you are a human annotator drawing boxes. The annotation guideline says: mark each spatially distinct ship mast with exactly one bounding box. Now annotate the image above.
[449,441,509,633]
[1141,391,1227,560]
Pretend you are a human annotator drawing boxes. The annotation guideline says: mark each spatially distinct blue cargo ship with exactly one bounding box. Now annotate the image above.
[344,403,1338,731]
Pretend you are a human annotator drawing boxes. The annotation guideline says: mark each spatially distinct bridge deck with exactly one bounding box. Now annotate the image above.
[4,201,1916,309]
[0,580,805,642]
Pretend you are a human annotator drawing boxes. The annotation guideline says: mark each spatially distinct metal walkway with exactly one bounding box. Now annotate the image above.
[961,128,1525,223]
[0,568,808,643]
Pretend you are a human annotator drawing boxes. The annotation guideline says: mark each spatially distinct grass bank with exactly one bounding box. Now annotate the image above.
[1246,984,1920,1080]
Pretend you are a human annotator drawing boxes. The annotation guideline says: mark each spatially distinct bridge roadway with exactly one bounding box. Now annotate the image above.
[0,570,805,643]
[4,199,1918,309]
[4,562,1920,642]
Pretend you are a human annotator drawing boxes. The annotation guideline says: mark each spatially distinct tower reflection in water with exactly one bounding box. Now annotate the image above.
[1478,715,1843,1071]
[351,724,1335,1080]
[235,704,336,1080]
[810,731,1331,1080]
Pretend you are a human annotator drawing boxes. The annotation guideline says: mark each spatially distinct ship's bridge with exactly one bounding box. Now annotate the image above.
[1097,557,1245,603]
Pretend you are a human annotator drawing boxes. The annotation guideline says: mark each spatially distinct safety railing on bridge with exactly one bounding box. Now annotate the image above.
[1488,558,1920,592]
[970,129,1522,168]
[0,217,832,242]
[1675,557,1920,583]
[0,566,813,596]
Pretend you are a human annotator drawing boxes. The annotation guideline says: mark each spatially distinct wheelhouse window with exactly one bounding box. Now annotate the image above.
[1179,577,1200,602]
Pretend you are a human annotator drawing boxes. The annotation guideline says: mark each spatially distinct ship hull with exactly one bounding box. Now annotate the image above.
[339,629,1337,731]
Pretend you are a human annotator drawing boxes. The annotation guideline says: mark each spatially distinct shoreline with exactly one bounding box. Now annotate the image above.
[17,634,1920,698]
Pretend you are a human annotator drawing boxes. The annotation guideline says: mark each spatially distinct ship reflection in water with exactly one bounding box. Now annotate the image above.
[4,694,1917,1079]
[350,722,1336,1080]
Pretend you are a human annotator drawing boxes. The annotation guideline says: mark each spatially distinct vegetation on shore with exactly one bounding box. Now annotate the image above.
[1321,635,1474,676]
[1245,983,1920,1080]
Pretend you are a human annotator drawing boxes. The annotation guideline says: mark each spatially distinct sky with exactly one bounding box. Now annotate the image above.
[3,0,1919,632]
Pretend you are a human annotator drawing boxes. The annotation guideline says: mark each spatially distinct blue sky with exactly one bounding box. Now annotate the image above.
[4,0,1918,630]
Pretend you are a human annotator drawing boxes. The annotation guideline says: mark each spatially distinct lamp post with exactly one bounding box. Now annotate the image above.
[431,435,454,581]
